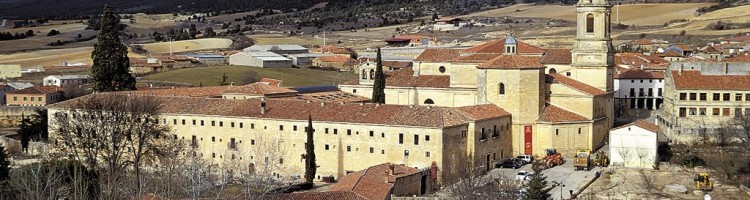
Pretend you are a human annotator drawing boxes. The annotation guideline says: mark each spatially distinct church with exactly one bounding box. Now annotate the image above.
[341,0,615,156]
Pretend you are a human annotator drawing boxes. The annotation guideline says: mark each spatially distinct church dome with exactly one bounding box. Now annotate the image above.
[505,36,517,45]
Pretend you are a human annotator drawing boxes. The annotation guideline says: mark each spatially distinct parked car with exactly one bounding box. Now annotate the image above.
[516,155,533,164]
[510,158,526,166]
[515,170,534,181]
[496,160,522,169]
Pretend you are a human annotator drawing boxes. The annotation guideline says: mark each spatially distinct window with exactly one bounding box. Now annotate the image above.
[219,121,223,127]
[347,146,351,152]
[736,94,743,101]
[23,97,27,101]
[425,135,430,141]
[629,88,635,97]
[566,72,571,76]
[173,119,177,125]
[200,120,204,126]
[424,99,434,104]
[689,93,696,100]
[555,129,559,136]
[212,153,216,158]
[699,108,706,115]
[713,93,721,101]
[679,93,687,100]
[713,108,720,116]
[631,80,635,83]
[369,147,374,153]
[334,129,338,135]
[480,128,487,140]
[212,137,215,142]
[325,144,330,150]
[382,150,385,154]
[549,68,557,73]
[347,129,352,135]
[231,122,235,127]
[13,96,16,101]
[679,108,686,117]
[325,128,329,134]
[426,152,431,157]
[251,139,255,145]
[736,108,743,117]
[639,88,644,97]
[182,119,186,125]
[648,88,653,97]
[689,108,697,115]
[700,93,707,101]
[499,83,505,95]
[404,150,410,157]
[399,133,404,144]
[578,128,582,134]
[746,94,750,101]
[586,13,594,33]
[191,135,197,147]
[211,121,215,126]
[492,125,499,137]
[251,123,254,129]
[381,133,385,138]
[414,135,419,145]
[279,158,283,164]
[439,66,446,73]
[279,125,283,131]
[30,97,34,101]
[229,138,237,149]
[369,69,374,79]
[369,131,374,137]
[723,108,730,116]
[640,80,644,83]
[361,69,366,79]
[724,93,730,101]
[293,125,297,131]
[649,79,653,83]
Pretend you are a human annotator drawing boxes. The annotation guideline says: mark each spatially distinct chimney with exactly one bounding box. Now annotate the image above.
[679,64,683,74]
[413,62,421,77]
[260,98,267,115]
[723,62,729,74]
[389,164,395,175]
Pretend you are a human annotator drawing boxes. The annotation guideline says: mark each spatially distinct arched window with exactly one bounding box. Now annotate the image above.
[499,83,505,95]
[549,68,557,74]
[369,69,375,79]
[361,69,366,79]
[424,99,434,104]
[586,14,594,33]
[506,46,511,53]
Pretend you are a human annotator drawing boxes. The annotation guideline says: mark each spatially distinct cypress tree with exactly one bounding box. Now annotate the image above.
[304,114,317,184]
[525,167,552,200]
[0,143,9,181]
[371,48,386,104]
[91,5,136,92]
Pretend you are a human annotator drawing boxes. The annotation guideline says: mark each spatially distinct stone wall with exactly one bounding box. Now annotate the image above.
[0,106,40,128]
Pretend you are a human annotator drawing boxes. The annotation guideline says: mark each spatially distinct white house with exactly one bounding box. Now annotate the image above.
[43,75,92,88]
[229,52,292,68]
[609,120,659,169]
[614,69,665,110]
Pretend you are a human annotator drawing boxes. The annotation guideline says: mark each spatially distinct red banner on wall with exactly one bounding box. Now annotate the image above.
[524,125,532,155]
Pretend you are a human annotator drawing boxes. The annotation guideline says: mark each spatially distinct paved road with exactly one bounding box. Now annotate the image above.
[488,158,601,200]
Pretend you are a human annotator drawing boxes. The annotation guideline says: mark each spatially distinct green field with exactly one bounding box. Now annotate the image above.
[141,66,357,87]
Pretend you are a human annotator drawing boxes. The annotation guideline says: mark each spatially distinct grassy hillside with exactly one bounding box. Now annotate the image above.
[139,38,233,54]
[141,66,357,87]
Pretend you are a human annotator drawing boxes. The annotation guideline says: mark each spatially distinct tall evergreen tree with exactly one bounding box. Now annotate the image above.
[525,167,552,200]
[304,114,317,184]
[0,143,9,181]
[91,5,136,92]
[371,48,386,104]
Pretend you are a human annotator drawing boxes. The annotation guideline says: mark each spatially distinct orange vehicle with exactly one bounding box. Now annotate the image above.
[543,148,564,168]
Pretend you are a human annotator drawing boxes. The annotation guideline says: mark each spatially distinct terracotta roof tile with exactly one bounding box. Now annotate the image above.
[385,67,450,88]
[538,105,589,122]
[478,55,546,69]
[725,54,750,62]
[265,191,367,200]
[130,83,296,98]
[670,70,750,90]
[382,61,413,69]
[457,104,511,120]
[279,91,370,103]
[674,44,693,51]
[611,119,660,133]
[453,54,502,63]
[314,45,356,55]
[700,45,722,53]
[50,94,507,128]
[224,83,298,95]
[317,55,354,63]
[724,35,750,43]
[258,78,283,87]
[615,69,664,79]
[540,49,571,64]
[546,74,606,96]
[8,86,62,94]
[658,51,683,57]
[331,163,420,200]
[462,38,545,54]
[414,49,461,62]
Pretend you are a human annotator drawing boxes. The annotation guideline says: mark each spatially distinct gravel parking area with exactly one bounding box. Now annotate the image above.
[487,157,602,200]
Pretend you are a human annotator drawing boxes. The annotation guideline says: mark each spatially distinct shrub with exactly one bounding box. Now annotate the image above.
[680,155,706,168]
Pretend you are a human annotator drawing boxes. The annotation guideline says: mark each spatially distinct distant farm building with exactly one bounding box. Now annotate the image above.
[183,54,228,65]
[286,53,333,67]
[229,52,293,68]
[243,45,309,55]
[43,75,92,88]
[0,64,22,79]
[312,55,356,71]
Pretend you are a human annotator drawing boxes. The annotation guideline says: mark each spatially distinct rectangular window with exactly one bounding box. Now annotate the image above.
[699,108,706,116]
[399,133,404,144]
[325,144,330,150]
[689,108,697,115]
[639,88,645,97]
[679,93,687,100]
[211,121,215,126]
[347,146,351,152]
[724,93,730,101]
[736,108,743,117]
[279,125,283,131]
[38,97,42,101]
[192,120,196,125]
[689,93,696,100]
[713,108,720,116]
[347,129,352,135]
[200,120,204,126]
[293,125,297,131]
[679,108,687,117]
[251,139,255,145]
[240,123,244,128]
[13,96,17,101]
[251,123,255,129]
[231,122,235,128]
[212,137,215,142]
[369,131,374,137]
[713,93,721,101]
[229,138,237,149]
[481,128,486,140]
[658,88,663,97]
[425,135,430,141]
[648,88,653,97]
[414,135,419,145]
[382,150,385,154]
[381,133,385,138]
[334,129,338,135]
[746,94,750,101]
[700,93,707,101]
[191,135,197,147]
[723,108,730,116]
[325,128,329,134]
[23,97,27,101]
[173,119,177,125]
[219,121,223,127]
[182,119,186,125]
[369,147,374,153]
[629,88,635,97]
[426,152,431,157]
[736,94,743,101]
[30,97,34,101]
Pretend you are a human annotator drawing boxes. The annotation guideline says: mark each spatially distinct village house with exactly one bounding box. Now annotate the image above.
[614,68,665,112]
[42,75,92,88]
[183,54,228,65]
[312,55,356,71]
[6,85,63,106]
[313,45,357,58]
[286,53,333,66]
[0,64,22,79]
[384,34,437,47]
[358,58,413,71]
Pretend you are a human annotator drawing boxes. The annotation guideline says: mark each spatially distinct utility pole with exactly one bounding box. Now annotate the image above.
[323,31,326,50]
[167,37,174,56]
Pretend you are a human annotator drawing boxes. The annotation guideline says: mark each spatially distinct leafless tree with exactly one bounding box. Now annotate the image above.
[49,93,169,198]
[615,140,634,168]
[182,147,216,200]
[237,136,294,199]
[443,154,521,200]
[636,147,651,169]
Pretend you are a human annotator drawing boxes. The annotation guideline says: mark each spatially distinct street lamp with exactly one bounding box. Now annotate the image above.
[553,181,565,200]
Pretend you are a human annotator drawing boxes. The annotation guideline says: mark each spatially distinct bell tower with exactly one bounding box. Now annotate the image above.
[571,0,614,92]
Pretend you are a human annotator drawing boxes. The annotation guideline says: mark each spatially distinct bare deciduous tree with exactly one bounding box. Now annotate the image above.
[443,154,521,200]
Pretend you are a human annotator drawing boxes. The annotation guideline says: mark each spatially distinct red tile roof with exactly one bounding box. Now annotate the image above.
[384,67,451,88]
[674,44,693,51]
[462,38,545,54]
[382,61,413,69]
[8,86,62,95]
[265,191,367,200]
[658,51,683,57]
[315,45,356,55]
[670,70,750,91]
[414,49,461,62]
[700,45,722,53]
[538,105,589,122]
[317,55,354,63]
[457,104,512,120]
[224,82,298,95]
[614,53,669,68]
[615,69,664,79]
[540,49,572,64]
[279,91,370,103]
[259,78,283,87]
[50,94,510,128]
[724,35,750,43]
[611,119,660,133]
[546,74,607,96]
[453,54,503,63]
[478,55,546,69]
[725,54,750,62]
[331,163,420,200]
